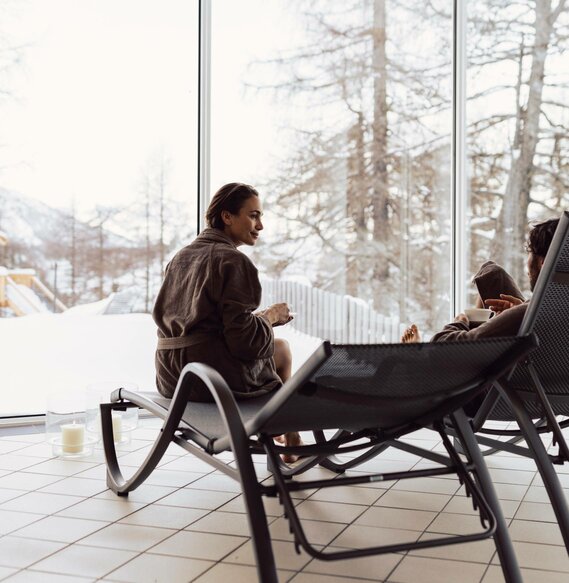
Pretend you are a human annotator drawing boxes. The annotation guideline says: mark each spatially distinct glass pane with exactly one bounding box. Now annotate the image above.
[0,0,198,416]
[466,0,569,303]
[212,0,453,349]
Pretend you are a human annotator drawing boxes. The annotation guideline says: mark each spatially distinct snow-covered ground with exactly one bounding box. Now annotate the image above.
[0,313,322,416]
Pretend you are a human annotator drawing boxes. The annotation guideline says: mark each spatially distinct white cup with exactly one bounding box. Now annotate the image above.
[464,308,493,323]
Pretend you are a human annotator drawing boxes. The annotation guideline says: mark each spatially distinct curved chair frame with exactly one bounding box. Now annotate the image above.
[102,336,536,583]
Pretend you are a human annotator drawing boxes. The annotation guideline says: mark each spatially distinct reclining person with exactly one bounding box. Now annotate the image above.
[401,217,559,343]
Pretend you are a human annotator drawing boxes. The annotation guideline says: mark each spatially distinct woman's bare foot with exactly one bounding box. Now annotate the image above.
[274,432,303,463]
[401,324,421,343]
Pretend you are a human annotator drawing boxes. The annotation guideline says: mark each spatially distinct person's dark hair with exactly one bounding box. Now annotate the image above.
[205,183,259,230]
[526,217,559,257]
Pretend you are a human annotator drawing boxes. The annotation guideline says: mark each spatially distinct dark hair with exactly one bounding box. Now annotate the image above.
[205,183,259,230]
[526,217,559,257]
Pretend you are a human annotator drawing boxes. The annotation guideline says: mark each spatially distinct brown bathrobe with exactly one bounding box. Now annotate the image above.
[431,260,528,342]
[152,228,281,401]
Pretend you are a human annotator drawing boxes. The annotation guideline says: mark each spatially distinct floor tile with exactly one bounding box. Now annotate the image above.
[151,530,247,561]
[56,498,144,521]
[391,477,461,495]
[514,501,556,523]
[157,487,237,510]
[0,455,41,472]
[219,493,288,517]
[0,441,29,454]
[24,459,98,477]
[0,509,44,535]
[225,539,314,571]
[508,518,564,546]
[0,536,66,568]
[308,485,383,506]
[488,468,536,486]
[0,489,24,504]
[375,489,450,512]
[0,491,83,515]
[119,504,207,529]
[3,571,93,582]
[187,472,245,493]
[105,553,212,583]
[94,484,176,504]
[356,505,437,532]
[0,472,61,491]
[269,517,346,546]
[493,541,569,572]
[409,532,497,563]
[427,512,490,536]
[291,573,372,582]
[482,564,569,583]
[134,468,204,488]
[185,510,253,537]
[388,554,486,583]
[10,515,109,543]
[295,499,368,524]
[492,482,529,502]
[302,547,402,581]
[332,523,421,549]
[193,563,273,583]
[39,477,108,497]
[80,523,176,551]
[32,545,137,578]
[0,567,18,580]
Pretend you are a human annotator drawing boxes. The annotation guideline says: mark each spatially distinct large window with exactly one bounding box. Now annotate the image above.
[0,0,198,416]
[3,1,567,419]
[465,0,569,305]
[212,0,453,343]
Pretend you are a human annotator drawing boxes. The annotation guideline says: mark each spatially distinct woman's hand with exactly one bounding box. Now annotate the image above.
[485,294,523,314]
[258,303,293,326]
[454,313,469,324]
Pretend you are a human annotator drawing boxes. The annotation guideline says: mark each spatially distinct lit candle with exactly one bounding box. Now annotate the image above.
[112,414,122,443]
[61,422,85,453]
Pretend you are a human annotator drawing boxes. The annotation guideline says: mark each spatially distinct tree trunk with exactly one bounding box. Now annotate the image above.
[346,112,367,297]
[493,0,559,284]
[145,180,151,313]
[370,0,390,311]
[98,224,104,300]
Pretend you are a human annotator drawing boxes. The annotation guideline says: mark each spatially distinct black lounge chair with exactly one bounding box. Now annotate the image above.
[101,335,536,583]
[452,210,569,550]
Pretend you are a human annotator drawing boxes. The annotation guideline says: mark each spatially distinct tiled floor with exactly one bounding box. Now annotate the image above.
[0,420,568,582]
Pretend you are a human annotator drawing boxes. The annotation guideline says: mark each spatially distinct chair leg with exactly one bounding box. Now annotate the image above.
[454,434,526,457]
[314,429,391,473]
[497,381,569,552]
[451,409,523,583]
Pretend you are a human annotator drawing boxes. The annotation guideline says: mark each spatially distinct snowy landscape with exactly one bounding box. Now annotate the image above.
[0,309,321,416]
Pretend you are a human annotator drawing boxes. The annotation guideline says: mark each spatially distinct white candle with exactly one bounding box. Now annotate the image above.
[112,414,122,443]
[61,423,85,453]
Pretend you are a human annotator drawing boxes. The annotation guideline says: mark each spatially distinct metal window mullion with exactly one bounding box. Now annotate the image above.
[197,0,212,235]
[451,0,468,317]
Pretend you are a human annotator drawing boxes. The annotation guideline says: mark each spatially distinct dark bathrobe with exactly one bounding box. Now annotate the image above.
[152,228,281,401]
[431,260,528,342]
[430,261,529,414]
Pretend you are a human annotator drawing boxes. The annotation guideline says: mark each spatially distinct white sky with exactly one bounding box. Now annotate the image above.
[0,0,301,220]
[1,0,199,216]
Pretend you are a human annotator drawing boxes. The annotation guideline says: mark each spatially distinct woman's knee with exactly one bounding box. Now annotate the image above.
[274,338,292,363]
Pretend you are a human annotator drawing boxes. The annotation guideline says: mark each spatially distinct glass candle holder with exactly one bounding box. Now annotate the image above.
[46,391,96,458]
[85,381,139,444]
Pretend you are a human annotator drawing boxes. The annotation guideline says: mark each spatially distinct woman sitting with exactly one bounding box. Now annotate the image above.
[152,182,300,455]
